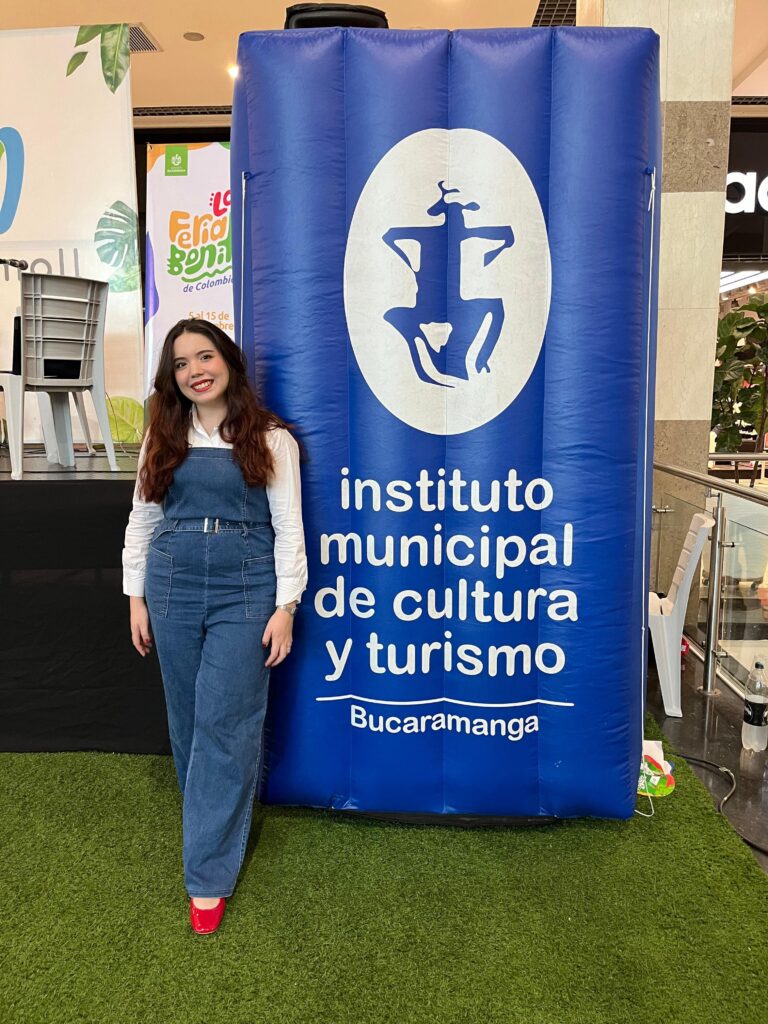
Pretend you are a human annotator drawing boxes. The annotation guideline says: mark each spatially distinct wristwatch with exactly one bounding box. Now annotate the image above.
[277,602,298,617]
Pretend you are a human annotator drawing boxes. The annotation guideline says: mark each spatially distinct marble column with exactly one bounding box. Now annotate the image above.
[578,0,734,480]
[577,1,735,603]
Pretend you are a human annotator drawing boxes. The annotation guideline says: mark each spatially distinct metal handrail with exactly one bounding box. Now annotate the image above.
[654,461,768,507]
[653,460,768,697]
[708,452,768,461]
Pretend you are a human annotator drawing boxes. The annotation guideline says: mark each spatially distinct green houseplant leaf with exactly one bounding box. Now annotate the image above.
[99,24,130,93]
[107,397,144,444]
[66,51,88,76]
[95,201,138,270]
[715,425,743,453]
[75,25,105,46]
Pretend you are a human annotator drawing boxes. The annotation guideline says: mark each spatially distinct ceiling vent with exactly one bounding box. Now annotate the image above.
[133,105,232,117]
[129,24,162,54]
[532,0,577,26]
[132,105,233,128]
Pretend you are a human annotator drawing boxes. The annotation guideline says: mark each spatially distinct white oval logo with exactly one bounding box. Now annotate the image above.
[344,128,551,435]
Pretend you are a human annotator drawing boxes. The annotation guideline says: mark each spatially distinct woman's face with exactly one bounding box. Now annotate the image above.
[172,331,230,407]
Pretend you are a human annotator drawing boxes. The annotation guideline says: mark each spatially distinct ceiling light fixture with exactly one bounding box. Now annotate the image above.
[720,269,768,294]
[720,270,763,288]
[228,65,239,79]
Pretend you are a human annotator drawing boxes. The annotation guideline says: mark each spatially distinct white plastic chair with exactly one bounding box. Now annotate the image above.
[649,512,715,717]
[0,273,117,480]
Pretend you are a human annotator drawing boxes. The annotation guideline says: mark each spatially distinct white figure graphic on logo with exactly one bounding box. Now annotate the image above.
[345,128,551,435]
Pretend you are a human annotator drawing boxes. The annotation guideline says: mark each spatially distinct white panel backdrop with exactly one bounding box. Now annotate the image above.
[0,25,144,442]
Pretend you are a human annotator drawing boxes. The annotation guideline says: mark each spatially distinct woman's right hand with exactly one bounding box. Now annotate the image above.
[130,596,153,657]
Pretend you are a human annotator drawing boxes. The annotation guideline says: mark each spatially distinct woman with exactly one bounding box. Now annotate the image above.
[122,318,307,935]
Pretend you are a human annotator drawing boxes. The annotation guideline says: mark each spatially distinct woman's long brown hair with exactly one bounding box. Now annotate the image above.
[139,319,288,503]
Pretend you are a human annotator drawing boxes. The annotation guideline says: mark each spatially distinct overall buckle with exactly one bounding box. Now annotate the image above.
[203,517,220,534]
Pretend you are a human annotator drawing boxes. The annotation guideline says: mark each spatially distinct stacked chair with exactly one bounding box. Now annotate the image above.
[0,273,118,480]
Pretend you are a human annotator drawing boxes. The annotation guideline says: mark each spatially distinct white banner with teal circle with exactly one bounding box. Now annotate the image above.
[0,25,144,443]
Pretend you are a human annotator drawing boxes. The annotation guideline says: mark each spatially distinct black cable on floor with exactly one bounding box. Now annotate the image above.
[680,755,737,812]
[677,752,768,858]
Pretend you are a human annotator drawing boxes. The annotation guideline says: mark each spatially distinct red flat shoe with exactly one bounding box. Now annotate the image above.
[189,898,226,935]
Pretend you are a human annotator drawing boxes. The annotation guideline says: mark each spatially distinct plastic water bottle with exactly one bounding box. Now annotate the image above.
[742,659,768,752]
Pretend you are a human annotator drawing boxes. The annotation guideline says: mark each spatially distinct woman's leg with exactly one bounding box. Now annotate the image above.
[181,615,270,898]
[145,536,206,793]
[149,613,205,792]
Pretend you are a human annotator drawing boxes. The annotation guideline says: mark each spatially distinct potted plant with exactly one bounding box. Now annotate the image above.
[712,294,768,487]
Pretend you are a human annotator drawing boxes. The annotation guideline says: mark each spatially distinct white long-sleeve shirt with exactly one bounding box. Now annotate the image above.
[122,407,308,606]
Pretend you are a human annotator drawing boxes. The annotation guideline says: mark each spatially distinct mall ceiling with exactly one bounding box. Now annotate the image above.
[1,0,767,111]
[733,0,768,96]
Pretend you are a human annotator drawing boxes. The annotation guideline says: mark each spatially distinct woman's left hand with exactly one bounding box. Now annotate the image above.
[262,608,295,668]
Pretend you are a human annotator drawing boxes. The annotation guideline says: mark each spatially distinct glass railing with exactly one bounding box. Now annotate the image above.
[653,459,768,697]
[718,493,768,685]
[651,489,710,645]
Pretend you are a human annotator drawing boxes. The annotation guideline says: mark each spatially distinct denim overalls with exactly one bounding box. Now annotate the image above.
[145,448,276,898]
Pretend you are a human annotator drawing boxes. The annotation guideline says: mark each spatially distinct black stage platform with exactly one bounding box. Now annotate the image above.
[0,447,171,754]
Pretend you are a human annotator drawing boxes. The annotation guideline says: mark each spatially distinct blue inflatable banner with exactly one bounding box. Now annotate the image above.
[231,28,660,818]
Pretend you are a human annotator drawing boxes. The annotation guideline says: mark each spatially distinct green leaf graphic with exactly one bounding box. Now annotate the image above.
[95,201,138,270]
[108,266,141,293]
[99,24,130,93]
[76,25,105,46]
[107,397,144,443]
[66,51,88,76]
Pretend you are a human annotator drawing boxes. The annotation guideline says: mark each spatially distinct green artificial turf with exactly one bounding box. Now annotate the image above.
[1,734,767,1024]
